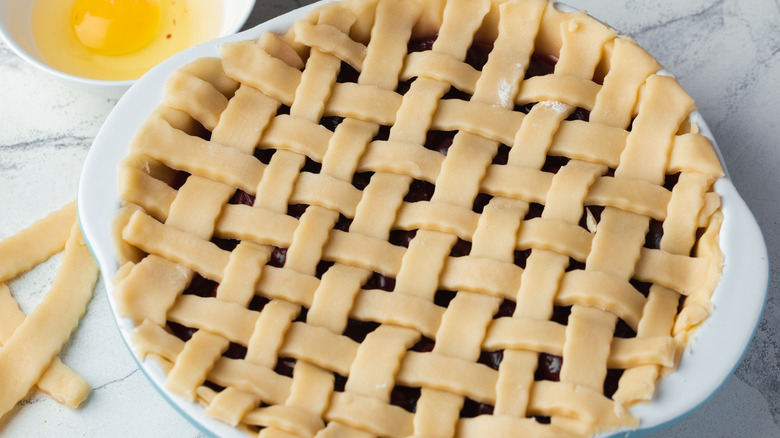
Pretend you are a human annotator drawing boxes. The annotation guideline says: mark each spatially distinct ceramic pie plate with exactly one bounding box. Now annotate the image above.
[77,1,769,437]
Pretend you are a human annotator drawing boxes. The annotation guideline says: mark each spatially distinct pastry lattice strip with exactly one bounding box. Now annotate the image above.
[113,0,724,436]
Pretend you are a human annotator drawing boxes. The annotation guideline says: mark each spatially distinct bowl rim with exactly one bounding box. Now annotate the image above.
[76,1,769,437]
[0,0,257,88]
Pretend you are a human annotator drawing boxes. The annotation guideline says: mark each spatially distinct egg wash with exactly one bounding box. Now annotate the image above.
[31,0,224,81]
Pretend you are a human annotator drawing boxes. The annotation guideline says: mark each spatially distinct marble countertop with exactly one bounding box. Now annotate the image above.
[0,0,777,436]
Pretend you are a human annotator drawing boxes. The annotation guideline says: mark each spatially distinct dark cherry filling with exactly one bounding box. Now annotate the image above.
[479,349,504,371]
[466,40,493,72]
[535,353,563,381]
[645,219,665,249]
[287,203,309,219]
[664,172,681,190]
[391,386,422,413]
[301,157,322,174]
[316,260,335,279]
[495,299,517,318]
[638,173,681,251]
[249,294,270,312]
[224,342,248,360]
[374,125,392,142]
[254,147,275,164]
[425,130,456,155]
[614,319,637,339]
[472,192,492,214]
[403,179,434,203]
[320,115,345,132]
[524,202,544,220]
[566,258,586,272]
[434,289,457,308]
[352,171,373,191]
[567,106,591,122]
[461,398,494,418]
[389,228,417,248]
[268,247,287,268]
[542,155,571,174]
[410,336,435,353]
[630,278,652,298]
[514,248,532,269]
[274,356,296,378]
[525,53,557,78]
[343,318,381,342]
[363,272,395,291]
[492,144,511,165]
[407,36,435,53]
[202,380,226,393]
[167,320,197,342]
[449,238,471,257]
[551,305,572,325]
[170,170,190,190]
[229,189,256,206]
[603,369,625,398]
[182,273,219,298]
[294,306,309,323]
[334,373,348,392]
[334,214,352,232]
[337,62,359,84]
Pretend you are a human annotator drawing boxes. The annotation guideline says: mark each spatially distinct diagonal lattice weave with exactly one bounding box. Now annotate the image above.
[112,0,724,437]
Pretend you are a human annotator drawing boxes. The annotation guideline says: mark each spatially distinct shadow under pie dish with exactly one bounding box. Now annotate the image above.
[76,0,769,436]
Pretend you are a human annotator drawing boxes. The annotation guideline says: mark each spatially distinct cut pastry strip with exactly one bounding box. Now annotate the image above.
[205,386,262,427]
[0,201,76,282]
[0,221,98,419]
[0,283,90,409]
[166,330,230,401]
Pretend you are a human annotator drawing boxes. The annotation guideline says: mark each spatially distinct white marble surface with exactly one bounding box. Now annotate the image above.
[0,0,778,437]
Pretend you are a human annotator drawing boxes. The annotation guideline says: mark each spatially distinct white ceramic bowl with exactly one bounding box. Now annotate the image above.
[0,0,256,90]
[77,1,769,437]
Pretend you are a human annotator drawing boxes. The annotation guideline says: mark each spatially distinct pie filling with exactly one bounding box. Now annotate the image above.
[111,0,725,436]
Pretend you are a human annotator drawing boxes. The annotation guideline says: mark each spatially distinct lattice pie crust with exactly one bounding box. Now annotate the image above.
[111,0,724,436]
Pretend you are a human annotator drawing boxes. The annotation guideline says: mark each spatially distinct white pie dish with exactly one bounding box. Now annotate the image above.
[0,0,256,90]
[76,1,769,437]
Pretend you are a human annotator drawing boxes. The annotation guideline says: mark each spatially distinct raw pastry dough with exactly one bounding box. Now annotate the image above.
[0,202,98,419]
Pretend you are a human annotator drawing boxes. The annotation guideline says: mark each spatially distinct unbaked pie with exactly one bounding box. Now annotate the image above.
[110,0,724,436]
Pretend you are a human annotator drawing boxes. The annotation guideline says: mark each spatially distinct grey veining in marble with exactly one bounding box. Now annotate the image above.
[0,0,778,437]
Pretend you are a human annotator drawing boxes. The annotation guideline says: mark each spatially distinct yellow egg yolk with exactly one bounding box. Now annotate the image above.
[71,0,161,56]
[32,0,223,80]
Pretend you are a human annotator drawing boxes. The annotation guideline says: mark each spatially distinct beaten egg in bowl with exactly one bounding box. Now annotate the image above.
[31,0,223,81]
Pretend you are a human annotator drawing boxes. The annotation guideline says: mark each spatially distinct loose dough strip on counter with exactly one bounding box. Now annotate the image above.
[0,201,76,283]
[0,221,99,420]
[0,283,91,408]
[0,200,92,409]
